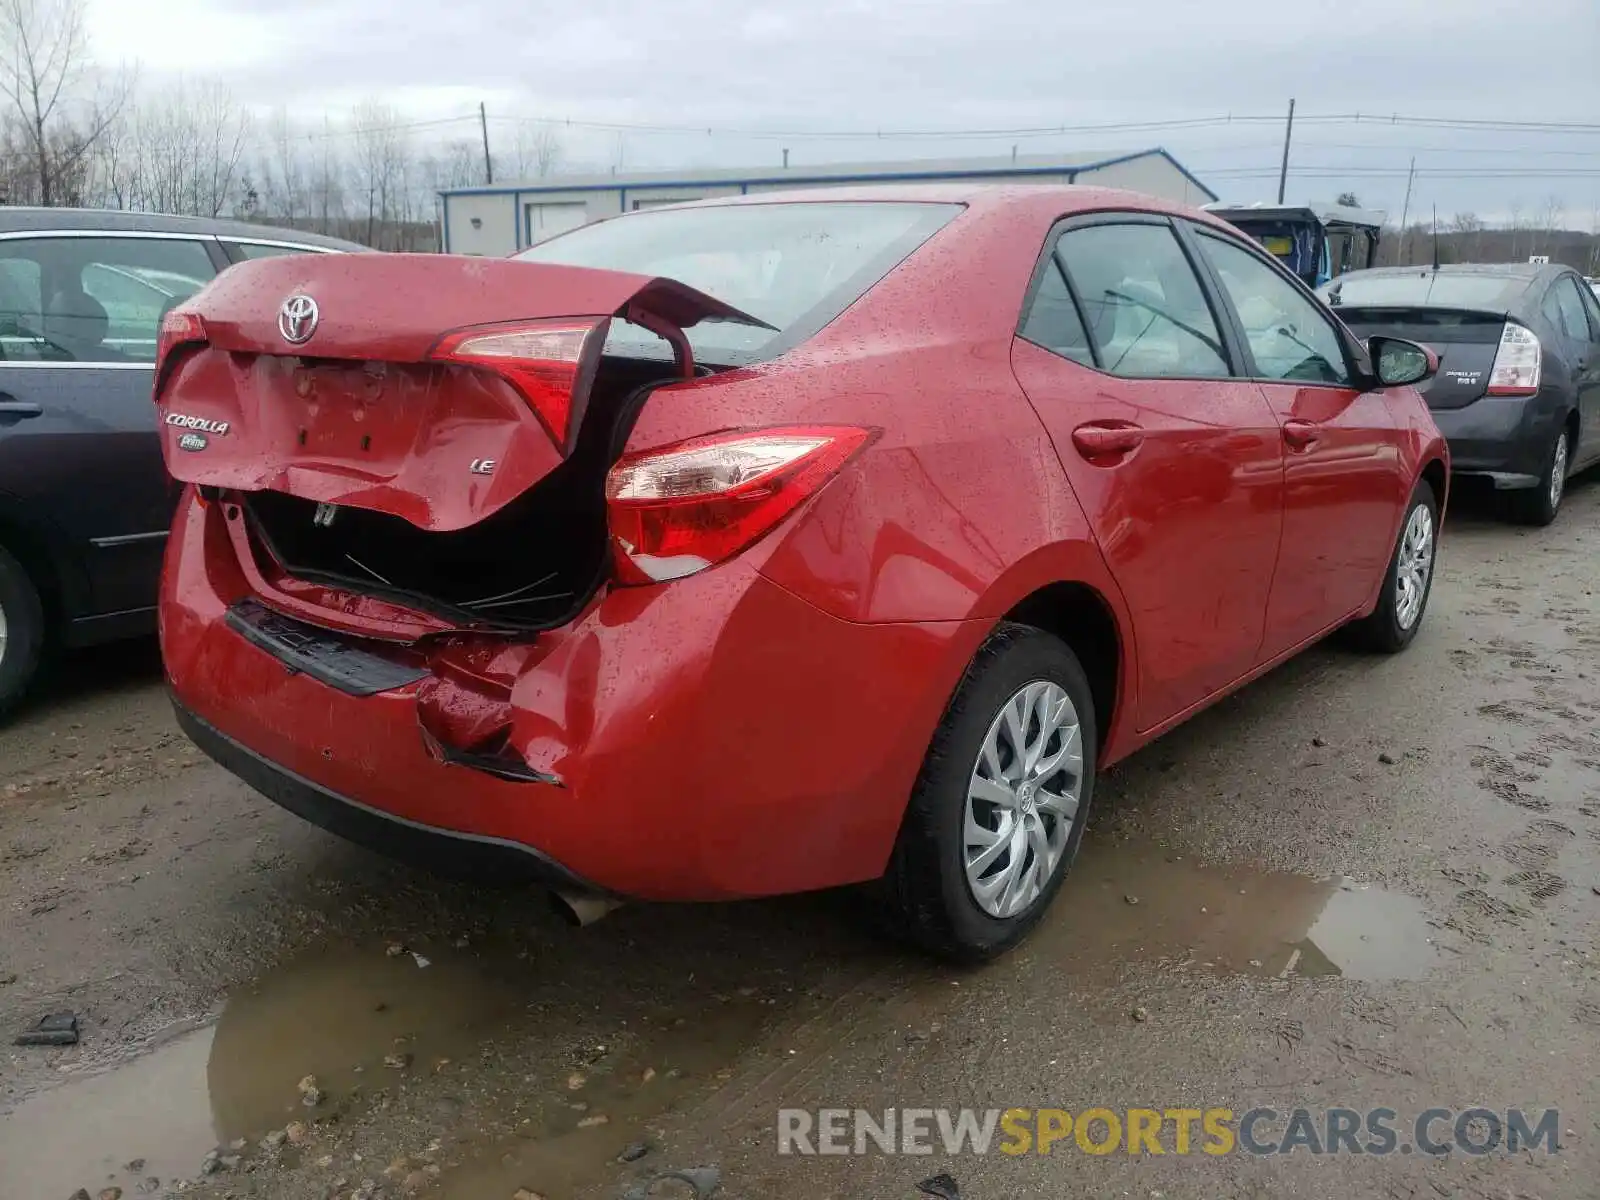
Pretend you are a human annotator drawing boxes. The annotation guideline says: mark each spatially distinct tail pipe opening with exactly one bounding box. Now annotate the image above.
[551,889,626,927]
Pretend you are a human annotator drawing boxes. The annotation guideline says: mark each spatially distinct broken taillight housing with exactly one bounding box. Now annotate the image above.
[430,318,604,448]
[604,425,876,585]
[1486,321,1542,396]
[155,309,208,377]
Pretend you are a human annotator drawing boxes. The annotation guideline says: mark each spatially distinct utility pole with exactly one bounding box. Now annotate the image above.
[1397,157,1416,265]
[479,102,493,185]
[782,147,789,169]
[1276,98,1295,204]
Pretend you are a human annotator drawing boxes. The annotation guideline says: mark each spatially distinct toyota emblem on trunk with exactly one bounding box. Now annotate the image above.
[278,294,320,345]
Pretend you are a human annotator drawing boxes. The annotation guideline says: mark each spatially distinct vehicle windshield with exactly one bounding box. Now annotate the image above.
[514,201,962,364]
[1322,271,1523,312]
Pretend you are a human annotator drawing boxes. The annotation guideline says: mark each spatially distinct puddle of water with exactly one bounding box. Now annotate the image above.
[0,1025,218,1198]
[1034,837,1439,981]
[0,942,524,1198]
[0,910,817,1200]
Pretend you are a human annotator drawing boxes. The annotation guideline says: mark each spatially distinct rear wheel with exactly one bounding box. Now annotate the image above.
[1511,424,1570,526]
[0,544,45,720]
[874,623,1097,962]
[1347,479,1438,654]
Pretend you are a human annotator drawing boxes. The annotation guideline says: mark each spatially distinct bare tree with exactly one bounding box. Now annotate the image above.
[1507,202,1524,260]
[0,0,127,205]
[350,100,410,248]
[257,106,306,224]
[307,115,347,235]
[511,122,562,180]
[1537,194,1564,255]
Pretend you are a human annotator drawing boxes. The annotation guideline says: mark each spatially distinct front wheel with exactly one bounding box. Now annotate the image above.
[1347,479,1438,654]
[874,624,1097,962]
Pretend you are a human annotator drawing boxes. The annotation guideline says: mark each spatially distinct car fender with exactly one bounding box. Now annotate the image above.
[1358,394,1450,616]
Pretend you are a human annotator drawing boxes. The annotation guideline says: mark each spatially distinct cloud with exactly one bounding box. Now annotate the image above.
[85,0,1600,222]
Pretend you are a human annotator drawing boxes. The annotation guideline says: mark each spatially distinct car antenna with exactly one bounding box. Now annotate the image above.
[1431,205,1440,272]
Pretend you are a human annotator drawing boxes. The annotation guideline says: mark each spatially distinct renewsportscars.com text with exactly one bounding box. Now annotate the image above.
[777,1106,1562,1158]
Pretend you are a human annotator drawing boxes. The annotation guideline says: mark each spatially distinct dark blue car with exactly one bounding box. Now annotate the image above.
[0,209,364,717]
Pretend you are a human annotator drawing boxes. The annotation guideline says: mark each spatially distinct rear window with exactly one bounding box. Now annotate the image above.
[513,201,962,364]
[1321,271,1522,312]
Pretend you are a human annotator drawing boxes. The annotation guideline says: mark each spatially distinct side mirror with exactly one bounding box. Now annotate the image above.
[1368,335,1438,388]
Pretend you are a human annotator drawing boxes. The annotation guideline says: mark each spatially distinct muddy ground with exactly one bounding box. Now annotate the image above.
[2,481,1598,1200]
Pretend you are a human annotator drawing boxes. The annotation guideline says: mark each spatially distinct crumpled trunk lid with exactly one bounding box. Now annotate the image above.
[153,253,759,532]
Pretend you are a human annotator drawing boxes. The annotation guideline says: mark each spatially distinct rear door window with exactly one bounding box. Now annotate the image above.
[1550,276,1594,344]
[1018,256,1094,367]
[0,236,216,363]
[1579,278,1600,335]
[1053,222,1231,379]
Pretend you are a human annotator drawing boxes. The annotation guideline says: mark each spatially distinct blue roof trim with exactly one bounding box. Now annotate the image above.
[437,149,1210,199]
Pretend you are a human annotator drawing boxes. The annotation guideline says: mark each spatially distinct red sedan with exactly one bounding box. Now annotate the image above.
[154,186,1448,960]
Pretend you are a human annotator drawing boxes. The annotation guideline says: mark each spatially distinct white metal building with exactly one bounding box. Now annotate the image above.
[439,149,1216,257]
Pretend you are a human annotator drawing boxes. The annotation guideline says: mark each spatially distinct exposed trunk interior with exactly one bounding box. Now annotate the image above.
[236,353,691,632]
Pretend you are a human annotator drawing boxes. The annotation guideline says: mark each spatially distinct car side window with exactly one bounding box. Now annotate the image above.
[1019,255,1094,367]
[1193,231,1352,385]
[0,236,216,364]
[227,241,322,261]
[1579,278,1600,337]
[1053,222,1230,379]
[1551,277,1593,344]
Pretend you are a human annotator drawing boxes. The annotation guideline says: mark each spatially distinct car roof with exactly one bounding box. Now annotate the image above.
[605,182,1247,242]
[0,207,366,251]
[1339,262,1559,285]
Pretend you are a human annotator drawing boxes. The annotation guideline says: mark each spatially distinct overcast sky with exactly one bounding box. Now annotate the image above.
[87,0,1600,227]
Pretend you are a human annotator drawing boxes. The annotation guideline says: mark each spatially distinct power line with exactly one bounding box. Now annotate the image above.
[485,110,1600,142]
[224,108,1600,149]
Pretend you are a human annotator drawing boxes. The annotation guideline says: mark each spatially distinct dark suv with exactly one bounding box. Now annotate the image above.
[0,209,364,716]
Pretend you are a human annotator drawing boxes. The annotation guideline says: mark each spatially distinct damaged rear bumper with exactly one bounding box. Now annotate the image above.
[160,489,983,901]
[173,700,598,891]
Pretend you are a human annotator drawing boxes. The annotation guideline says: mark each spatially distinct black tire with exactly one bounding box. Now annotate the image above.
[0,543,45,721]
[1347,479,1438,654]
[874,623,1098,963]
[1511,424,1571,527]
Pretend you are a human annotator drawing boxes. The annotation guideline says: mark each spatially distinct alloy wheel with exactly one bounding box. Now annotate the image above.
[1550,431,1569,512]
[1395,502,1435,631]
[963,680,1084,919]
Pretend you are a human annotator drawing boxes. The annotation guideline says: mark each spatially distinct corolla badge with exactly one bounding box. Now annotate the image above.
[278,294,320,345]
[177,432,208,452]
[165,412,230,435]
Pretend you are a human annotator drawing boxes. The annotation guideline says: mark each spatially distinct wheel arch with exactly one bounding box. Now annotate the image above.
[0,502,74,633]
[1420,455,1448,515]
[1002,581,1123,756]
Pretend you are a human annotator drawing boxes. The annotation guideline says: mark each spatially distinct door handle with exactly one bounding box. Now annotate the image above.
[1282,419,1320,449]
[0,399,42,422]
[1071,423,1145,460]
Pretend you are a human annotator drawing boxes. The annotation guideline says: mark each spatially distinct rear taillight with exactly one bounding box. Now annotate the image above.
[604,425,876,585]
[430,318,604,447]
[1486,321,1541,396]
[155,310,207,373]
